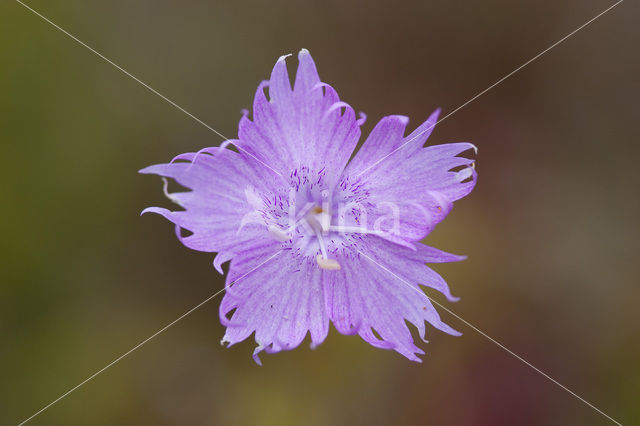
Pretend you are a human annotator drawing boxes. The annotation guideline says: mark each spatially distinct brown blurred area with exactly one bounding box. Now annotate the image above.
[1,0,638,425]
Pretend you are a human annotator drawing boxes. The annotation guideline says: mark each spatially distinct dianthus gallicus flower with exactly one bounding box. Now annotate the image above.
[141,49,476,364]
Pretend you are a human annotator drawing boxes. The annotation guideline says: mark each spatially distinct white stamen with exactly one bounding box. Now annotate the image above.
[268,225,290,241]
[316,255,341,270]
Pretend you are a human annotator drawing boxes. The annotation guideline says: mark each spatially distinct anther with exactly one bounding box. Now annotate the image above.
[317,255,341,270]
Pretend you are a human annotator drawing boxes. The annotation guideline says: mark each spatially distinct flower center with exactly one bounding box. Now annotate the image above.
[257,166,374,271]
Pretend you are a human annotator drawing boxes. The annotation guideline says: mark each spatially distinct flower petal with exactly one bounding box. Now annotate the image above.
[344,114,410,176]
[139,148,277,265]
[221,247,329,364]
[343,111,477,242]
[324,236,461,361]
[236,49,361,180]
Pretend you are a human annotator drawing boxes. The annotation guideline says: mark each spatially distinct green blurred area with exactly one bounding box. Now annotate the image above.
[1,0,638,425]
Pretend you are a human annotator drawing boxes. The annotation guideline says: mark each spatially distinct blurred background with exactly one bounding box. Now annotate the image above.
[1,0,638,425]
